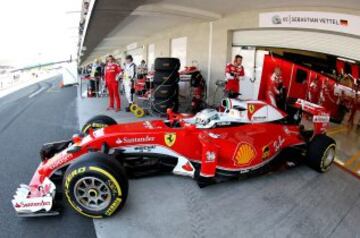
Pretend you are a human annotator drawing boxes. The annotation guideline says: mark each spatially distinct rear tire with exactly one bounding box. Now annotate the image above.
[63,152,128,218]
[306,134,336,172]
[81,115,117,135]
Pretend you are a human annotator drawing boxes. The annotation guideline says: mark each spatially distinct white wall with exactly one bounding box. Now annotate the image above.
[110,7,360,102]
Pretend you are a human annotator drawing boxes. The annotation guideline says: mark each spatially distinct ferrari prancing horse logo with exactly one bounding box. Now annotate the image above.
[248,104,255,114]
[164,133,176,147]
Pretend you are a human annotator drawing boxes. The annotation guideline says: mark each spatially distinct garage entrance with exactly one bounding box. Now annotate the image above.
[232,29,360,61]
[232,29,360,125]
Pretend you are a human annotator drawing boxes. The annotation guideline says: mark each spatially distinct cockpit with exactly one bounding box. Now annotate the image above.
[192,109,220,126]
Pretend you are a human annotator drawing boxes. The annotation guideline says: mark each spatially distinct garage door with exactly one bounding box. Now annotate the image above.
[232,29,360,61]
[171,37,187,70]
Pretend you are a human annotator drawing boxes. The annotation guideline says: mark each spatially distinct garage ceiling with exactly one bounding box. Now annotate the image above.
[81,0,360,64]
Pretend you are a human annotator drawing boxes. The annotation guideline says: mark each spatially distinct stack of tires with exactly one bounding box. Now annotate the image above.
[151,58,180,114]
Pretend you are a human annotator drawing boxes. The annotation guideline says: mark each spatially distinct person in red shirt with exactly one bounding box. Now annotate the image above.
[265,67,283,107]
[308,76,321,104]
[104,55,122,111]
[225,55,245,98]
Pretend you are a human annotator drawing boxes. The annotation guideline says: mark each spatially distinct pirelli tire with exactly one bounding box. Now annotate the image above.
[63,152,128,218]
[154,57,180,71]
[152,84,178,99]
[81,115,117,135]
[151,97,179,114]
[306,134,336,173]
[153,71,179,85]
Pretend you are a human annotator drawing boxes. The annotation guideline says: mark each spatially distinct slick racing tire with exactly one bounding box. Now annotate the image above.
[154,57,180,71]
[152,84,178,99]
[63,152,128,218]
[81,115,117,135]
[151,98,178,114]
[153,71,179,85]
[306,134,336,173]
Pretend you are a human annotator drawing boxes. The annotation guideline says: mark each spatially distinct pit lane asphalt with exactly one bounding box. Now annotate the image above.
[0,76,96,238]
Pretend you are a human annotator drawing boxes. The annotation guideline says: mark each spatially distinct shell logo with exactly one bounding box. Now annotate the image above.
[233,143,257,166]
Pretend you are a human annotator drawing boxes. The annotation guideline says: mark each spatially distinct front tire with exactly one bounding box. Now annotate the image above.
[306,135,336,172]
[81,115,117,135]
[63,152,128,218]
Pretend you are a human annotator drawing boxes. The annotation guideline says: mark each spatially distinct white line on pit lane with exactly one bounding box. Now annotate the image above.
[28,87,46,98]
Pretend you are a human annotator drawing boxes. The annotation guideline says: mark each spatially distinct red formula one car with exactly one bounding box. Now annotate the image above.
[12,98,336,218]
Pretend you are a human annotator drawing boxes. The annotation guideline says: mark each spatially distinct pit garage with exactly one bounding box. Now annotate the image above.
[74,2,360,236]
[10,1,360,238]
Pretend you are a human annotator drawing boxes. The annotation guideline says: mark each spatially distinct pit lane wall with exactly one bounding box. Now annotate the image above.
[0,70,61,98]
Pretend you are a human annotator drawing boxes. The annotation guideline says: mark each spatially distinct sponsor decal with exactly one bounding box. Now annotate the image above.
[116,136,155,145]
[15,200,51,208]
[107,180,119,194]
[253,116,267,121]
[91,123,107,129]
[134,145,155,152]
[49,152,73,170]
[105,197,122,216]
[247,103,265,120]
[262,145,270,161]
[143,121,154,129]
[164,133,176,147]
[313,115,330,123]
[273,136,285,152]
[65,167,86,188]
[233,143,257,166]
[205,151,216,162]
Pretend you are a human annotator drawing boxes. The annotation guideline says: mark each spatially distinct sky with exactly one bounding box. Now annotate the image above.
[0,0,82,68]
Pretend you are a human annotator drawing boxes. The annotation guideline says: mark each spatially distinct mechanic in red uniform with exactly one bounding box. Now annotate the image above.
[348,94,360,127]
[225,55,245,98]
[308,75,321,104]
[265,67,283,107]
[104,55,122,111]
[320,78,335,107]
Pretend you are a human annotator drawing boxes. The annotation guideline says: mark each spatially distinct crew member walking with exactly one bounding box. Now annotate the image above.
[225,55,245,98]
[104,55,122,111]
[123,55,136,111]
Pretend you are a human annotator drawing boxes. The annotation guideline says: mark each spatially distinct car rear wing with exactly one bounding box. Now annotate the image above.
[293,99,330,134]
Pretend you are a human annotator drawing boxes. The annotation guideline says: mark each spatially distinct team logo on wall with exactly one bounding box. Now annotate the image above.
[272,15,282,25]
[233,142,257,166]
[164,133,176,147]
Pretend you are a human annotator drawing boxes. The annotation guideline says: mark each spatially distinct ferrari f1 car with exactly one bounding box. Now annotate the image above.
[12,98,336,218]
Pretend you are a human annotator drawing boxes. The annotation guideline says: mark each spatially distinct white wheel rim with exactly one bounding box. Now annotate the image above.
[323,146,335,168]
[74,176,112,211]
